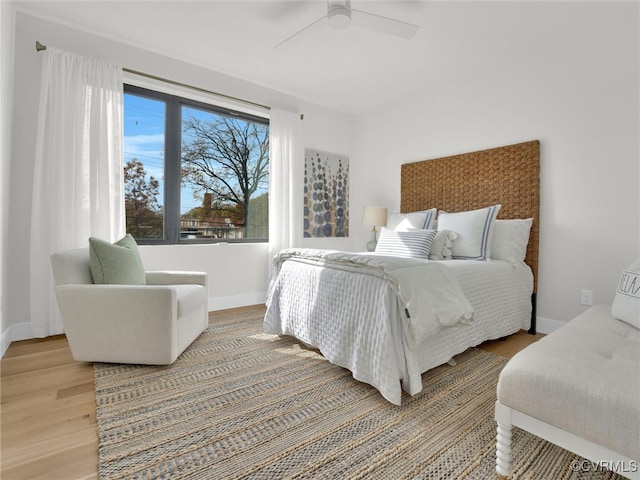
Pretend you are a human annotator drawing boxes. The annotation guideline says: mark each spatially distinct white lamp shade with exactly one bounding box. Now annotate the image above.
[363,206,388,227]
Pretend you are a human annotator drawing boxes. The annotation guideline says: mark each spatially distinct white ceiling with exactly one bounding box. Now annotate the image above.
[15,0,576,115]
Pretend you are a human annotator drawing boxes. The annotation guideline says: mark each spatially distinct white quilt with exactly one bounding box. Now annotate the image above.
[270,249,474,347]
[264,248,475,404]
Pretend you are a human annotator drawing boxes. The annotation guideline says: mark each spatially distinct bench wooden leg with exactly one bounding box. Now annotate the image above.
[496,420,513,479]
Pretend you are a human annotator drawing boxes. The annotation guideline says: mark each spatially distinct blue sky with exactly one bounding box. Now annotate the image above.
[123,93,202,215]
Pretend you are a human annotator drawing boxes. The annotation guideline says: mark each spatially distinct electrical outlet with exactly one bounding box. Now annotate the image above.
[580,289,593,306]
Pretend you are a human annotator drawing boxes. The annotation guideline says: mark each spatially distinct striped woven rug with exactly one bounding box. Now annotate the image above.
[94,308,624,480]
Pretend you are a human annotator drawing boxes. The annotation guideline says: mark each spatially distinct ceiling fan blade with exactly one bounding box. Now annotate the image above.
[273,15,327,49]
[351,9,419,40]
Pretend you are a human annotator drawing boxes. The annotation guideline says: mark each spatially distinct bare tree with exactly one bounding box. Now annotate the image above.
[181,114,269,236]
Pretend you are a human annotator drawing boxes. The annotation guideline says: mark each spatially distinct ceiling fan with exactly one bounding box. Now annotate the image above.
[273,0,420,49]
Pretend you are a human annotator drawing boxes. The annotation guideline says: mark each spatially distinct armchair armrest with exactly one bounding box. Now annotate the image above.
[145,271,208,287]
[54,283,181,364]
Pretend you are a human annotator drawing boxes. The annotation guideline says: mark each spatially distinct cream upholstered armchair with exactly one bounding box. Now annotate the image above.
[50,247,209,365]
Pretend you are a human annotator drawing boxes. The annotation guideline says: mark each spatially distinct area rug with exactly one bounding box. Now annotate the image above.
[94,309,626,480]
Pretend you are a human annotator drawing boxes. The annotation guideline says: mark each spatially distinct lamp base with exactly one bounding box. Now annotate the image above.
[366,228,378,252]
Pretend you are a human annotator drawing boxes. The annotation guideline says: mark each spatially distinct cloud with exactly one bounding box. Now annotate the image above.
[124,133,164,158]
[124,133,165,181]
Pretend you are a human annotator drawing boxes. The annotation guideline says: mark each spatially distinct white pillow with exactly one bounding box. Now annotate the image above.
[437,205,501,260]
[611,259,640,329]
[491,218,533,264]
[375,227,437,259]
[387,208,437,231]
[429,230,458,261]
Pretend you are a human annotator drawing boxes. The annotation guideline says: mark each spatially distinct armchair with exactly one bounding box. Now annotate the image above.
[50,247,209,365]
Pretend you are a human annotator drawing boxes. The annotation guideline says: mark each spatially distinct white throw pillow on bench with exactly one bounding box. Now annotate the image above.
[611,259,640,329]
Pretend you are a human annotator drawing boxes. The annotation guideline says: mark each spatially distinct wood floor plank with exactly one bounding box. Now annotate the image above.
[2,399,96,443]
[0,305,542,480]
[1,387,92,418]
[1,363,94,403]
[1,348,77,377]
[57,381,95,399]
[2,427,97,468]
[0,440,98,480]
[478,329,545,358]
[1,335,70,359]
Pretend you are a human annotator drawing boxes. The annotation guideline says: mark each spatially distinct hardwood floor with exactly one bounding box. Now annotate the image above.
[478,329,545,358]
[1,306,544,480]
[1,335,97,480]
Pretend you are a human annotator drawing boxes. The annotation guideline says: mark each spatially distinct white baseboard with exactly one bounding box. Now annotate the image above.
[208,292,267,313]
[536,316,566,335]
[1,321,34,358]
[1,329,9,358]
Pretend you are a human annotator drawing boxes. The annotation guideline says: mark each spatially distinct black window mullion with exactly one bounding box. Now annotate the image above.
[164,98,182,243]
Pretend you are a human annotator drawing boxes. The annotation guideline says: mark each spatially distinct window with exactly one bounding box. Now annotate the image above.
[123,84,269,244]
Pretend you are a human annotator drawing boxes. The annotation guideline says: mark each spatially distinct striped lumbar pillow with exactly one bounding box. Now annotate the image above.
[374,228,437,259]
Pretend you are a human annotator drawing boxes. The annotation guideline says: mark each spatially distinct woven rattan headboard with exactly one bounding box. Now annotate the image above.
[401,140,540,297]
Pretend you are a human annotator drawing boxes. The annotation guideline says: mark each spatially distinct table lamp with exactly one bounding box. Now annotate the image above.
[363,206,388,252]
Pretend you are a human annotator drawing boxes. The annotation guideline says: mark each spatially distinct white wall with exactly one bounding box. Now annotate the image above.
[2,10,356,349]
[352,2,639,330]
[0,2,16,355]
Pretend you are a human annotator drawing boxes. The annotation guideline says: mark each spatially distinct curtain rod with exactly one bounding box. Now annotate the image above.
[35,40,279,115]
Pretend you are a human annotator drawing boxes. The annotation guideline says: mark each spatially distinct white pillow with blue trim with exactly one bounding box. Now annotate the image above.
[387,208,437,231]
[611,259,640,329]
[375,227,437,259]
[437,205,501,260]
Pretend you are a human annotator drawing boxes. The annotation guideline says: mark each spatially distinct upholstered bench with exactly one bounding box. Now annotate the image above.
[495,304,640,479]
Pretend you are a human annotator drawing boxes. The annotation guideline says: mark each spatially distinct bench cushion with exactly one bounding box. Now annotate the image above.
[497,304,640,459]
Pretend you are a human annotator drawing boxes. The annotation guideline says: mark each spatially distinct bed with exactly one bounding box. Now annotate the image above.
[264,140,540,405]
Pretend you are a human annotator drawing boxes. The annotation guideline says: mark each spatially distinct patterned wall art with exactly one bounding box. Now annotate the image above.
[303,149,349,238]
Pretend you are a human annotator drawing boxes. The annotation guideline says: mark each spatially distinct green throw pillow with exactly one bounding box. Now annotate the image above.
[89,234,146,285]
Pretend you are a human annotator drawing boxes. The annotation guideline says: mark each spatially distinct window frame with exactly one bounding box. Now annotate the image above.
[123,83,270,245]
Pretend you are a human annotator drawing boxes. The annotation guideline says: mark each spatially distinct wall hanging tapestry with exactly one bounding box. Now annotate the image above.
[303,149,349,238]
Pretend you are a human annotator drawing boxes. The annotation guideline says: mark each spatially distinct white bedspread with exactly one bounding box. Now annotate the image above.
[412,259,533,373]
[270,249,474,347]
[264,248,475,404]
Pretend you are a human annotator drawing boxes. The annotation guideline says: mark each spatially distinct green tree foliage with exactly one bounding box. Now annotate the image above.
[181,115,269,237]
[124,159,163,239]
[247,192,269,239]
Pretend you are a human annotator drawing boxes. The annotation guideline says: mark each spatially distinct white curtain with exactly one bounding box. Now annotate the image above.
[268,109,303,274]
[30,47,124,337]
